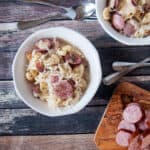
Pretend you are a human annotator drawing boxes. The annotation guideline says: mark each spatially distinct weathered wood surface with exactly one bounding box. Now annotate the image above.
[0,81,108,109]
[0,0,149,140]
[0,20,125,50]
[0,107,105,135]
[0,80,150,109]
[1,48,150,80]
[0,0,95,22]
[0,134,97,150]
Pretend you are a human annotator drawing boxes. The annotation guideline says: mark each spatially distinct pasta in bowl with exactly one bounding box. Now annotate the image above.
[25,38,89,108]
[12,27,102,117]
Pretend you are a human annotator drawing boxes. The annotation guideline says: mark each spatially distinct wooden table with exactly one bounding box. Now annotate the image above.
[0,0,150,150]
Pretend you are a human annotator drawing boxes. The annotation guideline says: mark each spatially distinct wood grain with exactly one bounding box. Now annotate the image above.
[0,20,123,51]
[0,107,105,135]
[0,134,97,150]
[0,0,95,23]
[94,82,150,150]
[0,80,150,110]
[0,81,108,109]
[1,47,150,80]
[0,0,149,140]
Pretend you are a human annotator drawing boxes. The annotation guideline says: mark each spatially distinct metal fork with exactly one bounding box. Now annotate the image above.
[103,57,150,86]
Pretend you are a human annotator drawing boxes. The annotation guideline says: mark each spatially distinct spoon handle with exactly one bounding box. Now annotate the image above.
[103,57,150,85]
[18,14,62,30]
[113,61,150,71]
[22,0,69,10]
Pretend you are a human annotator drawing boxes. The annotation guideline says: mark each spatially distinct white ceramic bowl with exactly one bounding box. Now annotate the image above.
[12,27,102,117]
[96,0,150,46]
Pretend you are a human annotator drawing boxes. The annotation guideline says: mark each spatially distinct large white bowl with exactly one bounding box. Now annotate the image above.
[12,27,102,117]
[96,0,150,45]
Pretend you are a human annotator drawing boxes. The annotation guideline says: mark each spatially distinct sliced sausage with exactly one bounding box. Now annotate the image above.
[36,61,44,72]
[35,48,48,54]
[116,130,132,147]
[50,75,59,84]
[112,13,125,31]
[33,84,40,93]
[141,134,150,149]
[128,135,142,150]
[118,120,136,132]
[131,0,138,6]
[65,52,82,65]
[53,80,73,100]
[123,103,143,123]
[143,2,150,12]
[123,22,136,37]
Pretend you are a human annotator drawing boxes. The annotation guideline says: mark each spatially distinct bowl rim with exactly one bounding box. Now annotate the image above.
[95,0,150,46]
[12,27,102,117]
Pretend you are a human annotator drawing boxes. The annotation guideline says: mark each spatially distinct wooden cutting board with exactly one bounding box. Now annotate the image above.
[94,82,150,150]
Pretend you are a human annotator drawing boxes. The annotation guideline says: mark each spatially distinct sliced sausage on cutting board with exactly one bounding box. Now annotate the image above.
[94,82,150,150]
[118,120,136,132]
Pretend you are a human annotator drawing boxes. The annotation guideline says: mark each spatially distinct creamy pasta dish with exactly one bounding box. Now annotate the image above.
[103,0,150,37]
[25,38,89,108]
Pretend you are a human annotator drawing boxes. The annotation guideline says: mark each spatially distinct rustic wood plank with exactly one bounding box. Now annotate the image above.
[0,20,124,50]
[0,81,108,109]
[0,107,104,135]
[0,0,94,22]
[0,47,150,80]
[0,134,97,150]
[0,0,95,23]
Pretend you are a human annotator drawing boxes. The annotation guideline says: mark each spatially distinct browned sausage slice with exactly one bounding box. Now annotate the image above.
[123,22,136,37]
[118,120,136,132]
[50,75,59,84]
[65,53,82,65]
[123,103,143,123]
[53,80,73,100]
[112,13,125,31]
[116,130,132,147]
[128,135,142,150]
[36,61,44,72]
[35,48,48,54]
[33,84,40,93]
[131,0,138,6]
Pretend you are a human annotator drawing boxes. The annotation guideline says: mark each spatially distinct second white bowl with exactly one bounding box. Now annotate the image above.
[96,0,150,46]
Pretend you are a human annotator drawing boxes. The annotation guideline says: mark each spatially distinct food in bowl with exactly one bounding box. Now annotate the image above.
[25,38,89,108]
[102,0,150,37]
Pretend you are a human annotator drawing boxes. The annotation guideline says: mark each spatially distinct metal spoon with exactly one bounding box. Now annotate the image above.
[0,2,95,31]
[112,61,150,71]
[22,0,96,20]
[103,57,150,86]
